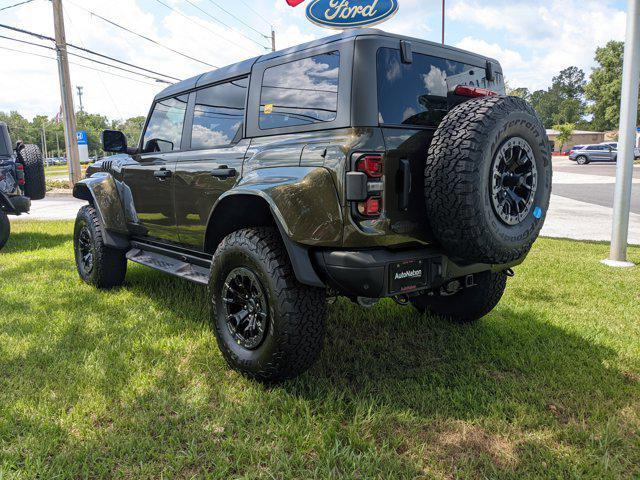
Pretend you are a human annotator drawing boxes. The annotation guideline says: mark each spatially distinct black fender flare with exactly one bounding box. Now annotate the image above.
[72,173,129,249]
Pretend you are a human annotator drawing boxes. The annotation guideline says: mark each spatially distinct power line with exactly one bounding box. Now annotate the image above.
[182,0,269,50]
[203,0,269,39]
[0,0,37,12]
[0,46,160,86]
[65,0,218,69]
[0,23,180,82]
[0,34,173,84]
[150,0,255,55]
[236,0,274,28]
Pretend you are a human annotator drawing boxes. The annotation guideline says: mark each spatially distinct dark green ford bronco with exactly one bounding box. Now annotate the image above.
[73,29,552,381]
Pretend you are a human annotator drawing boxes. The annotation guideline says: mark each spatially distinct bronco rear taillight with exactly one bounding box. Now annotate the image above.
[358,196,381,216]
[354,153,384,218]
[356,155,383,178]
[15,163,25,185]
[454,85,498,98]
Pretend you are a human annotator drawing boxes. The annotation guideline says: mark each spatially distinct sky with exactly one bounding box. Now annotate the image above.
[0,0,630,120]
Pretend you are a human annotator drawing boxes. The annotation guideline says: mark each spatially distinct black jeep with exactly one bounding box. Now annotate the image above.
[0,122,46,251]
[73,29,552,381]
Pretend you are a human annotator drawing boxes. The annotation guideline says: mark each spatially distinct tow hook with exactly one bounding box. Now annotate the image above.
[503,268,515,277]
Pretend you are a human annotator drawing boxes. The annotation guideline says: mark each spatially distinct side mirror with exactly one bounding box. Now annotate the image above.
[102,130,127,153]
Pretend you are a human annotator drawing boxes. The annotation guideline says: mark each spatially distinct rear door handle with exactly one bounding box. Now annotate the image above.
[153,168,172,179]
[211,165,237,179]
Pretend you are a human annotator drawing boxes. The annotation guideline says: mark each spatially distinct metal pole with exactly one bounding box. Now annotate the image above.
[52,0,81,185]
[41,124,47,159]
[442,0,445,45]
[271,28,276,52]
[604,0,640,268]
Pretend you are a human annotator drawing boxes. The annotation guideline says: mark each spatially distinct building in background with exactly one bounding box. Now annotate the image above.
[546,129,605,152]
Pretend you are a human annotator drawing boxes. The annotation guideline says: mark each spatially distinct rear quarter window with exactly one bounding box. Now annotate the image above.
[377,47,504,128]
[259,52,340,130]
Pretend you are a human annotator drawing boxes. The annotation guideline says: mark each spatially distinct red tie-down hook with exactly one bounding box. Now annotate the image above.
[286,0,306,6]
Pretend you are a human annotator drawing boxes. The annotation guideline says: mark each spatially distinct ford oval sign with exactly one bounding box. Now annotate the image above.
[306,0,399,29]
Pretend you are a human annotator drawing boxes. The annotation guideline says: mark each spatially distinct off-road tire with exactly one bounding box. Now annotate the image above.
[0,210,9,251]
[74,205,127,289]
[410,271,507,323]
[16,144,46,200]
[425,96,552,264]
[210,227,326,382]
[576,155,588,165]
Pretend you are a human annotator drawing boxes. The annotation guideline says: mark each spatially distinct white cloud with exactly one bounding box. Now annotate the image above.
[451,0,626,90]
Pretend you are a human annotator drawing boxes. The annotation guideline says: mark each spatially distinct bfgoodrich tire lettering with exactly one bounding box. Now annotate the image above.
[74,205,127,289]
[210,227,326,382]
[0,210,9,251]
[424,96,552,264]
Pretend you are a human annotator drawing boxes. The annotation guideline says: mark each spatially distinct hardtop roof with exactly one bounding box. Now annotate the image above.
[154,28,501,101]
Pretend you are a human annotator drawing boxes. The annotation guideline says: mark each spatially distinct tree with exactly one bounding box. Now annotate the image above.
[552,123,575,152]
[584,41,639,131]
[528,66,587,127]
[506,86,531,102]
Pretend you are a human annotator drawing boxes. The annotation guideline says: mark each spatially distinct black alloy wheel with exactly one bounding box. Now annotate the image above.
[77,224,95,276]
[490,136,538,226]
[222,267,269,350]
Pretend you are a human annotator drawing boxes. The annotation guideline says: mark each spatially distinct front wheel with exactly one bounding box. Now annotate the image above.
[0,210,9,251]
[74,205,127,289]
[410,271,507,323]
[576,155,588,165]
[209,227,326,382]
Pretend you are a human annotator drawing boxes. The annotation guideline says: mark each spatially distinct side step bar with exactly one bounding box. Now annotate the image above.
[126,242,211,285]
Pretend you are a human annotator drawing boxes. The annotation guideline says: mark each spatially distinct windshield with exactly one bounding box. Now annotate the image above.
[377,47,505,128]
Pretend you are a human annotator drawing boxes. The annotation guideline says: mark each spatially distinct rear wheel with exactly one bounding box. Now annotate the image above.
[576,155,588,165]
[16,144,46,200]
[0,210,9,251]
[424,96,552,264]
[410,271,507,323]
[74,205,127,289]
[209,227,326,382]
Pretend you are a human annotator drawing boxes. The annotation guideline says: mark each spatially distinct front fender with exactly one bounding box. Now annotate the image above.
[218,166,343,246]
[73,172,128,237]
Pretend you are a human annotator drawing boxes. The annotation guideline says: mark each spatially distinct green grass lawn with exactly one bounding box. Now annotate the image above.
[1,221,639,479]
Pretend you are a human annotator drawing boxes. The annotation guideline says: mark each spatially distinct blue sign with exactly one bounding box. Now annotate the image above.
[76,130,88,145]
[306,0,399,29]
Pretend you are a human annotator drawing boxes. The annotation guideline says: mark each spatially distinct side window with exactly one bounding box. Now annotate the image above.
[191,78,248,149]
[142,95,188,153]
[259,52,340,130]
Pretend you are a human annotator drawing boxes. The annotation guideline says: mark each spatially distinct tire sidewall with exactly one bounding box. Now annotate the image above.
[477,110,552,254]
[0,210,10,250]
[210,244,284,375]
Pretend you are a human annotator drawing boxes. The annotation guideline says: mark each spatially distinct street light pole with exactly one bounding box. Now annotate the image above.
[52,0,81,185]
[604,0,640,268]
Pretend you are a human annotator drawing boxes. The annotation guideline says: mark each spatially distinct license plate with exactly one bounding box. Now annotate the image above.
[389,259,428,294]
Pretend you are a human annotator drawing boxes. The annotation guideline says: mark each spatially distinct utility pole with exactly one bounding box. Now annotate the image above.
[76,86,84,113]
[604,0,640,268]
[41,123,48,159]
[52,0,81,185]
[271,27,276,52]
[441,0,445,45]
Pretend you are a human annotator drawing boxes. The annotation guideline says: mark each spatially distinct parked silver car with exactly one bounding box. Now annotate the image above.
[569,144,616,164]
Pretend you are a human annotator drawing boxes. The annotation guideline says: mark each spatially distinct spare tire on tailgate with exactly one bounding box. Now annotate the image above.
[16,144,46,201]
[424,96,552,265]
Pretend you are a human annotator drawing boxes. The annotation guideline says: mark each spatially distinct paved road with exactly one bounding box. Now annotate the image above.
[11,194,85,221]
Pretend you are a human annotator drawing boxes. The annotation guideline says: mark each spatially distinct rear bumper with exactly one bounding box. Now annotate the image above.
[313,247,518,298]
[0,192,30,215]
